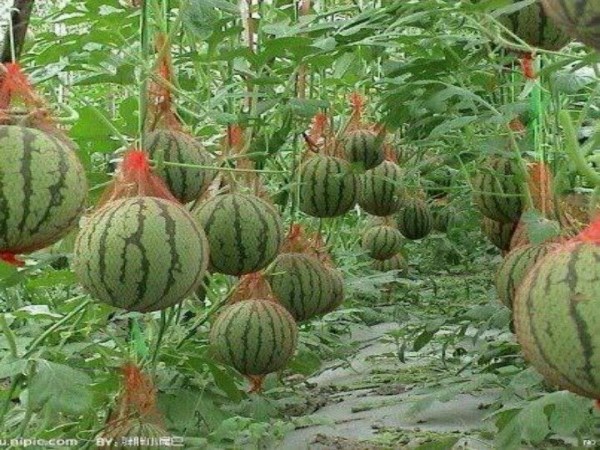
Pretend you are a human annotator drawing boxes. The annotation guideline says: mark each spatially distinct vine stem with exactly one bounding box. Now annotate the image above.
[559,110,600,188]
[23,298,90,358]
[0,313,18,358]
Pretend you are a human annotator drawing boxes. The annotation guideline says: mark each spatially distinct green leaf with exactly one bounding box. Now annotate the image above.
[0,357,27,379]
[0,262,23,288]
[207,363,244,402]
[545,391,590,436]
[29,360,92,415]
[413,329,435,352]
[520,401,549,443]
[520,211,561,245]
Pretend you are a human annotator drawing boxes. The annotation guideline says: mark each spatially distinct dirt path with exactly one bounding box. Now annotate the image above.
[277,322,497,449]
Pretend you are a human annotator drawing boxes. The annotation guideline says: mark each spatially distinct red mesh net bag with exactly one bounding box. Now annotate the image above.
[146,33,181,133]
[574,216,600,244]
[303,112,342,158]
[0,62,69,143]
[99,362,166,447]
[97,149,179,207]
[281,224,334,267]
[229,272,277,305]
[0,252,24,267]
[527,161,554,216]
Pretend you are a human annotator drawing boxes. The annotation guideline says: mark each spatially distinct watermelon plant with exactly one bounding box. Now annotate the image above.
[4,0,600,448]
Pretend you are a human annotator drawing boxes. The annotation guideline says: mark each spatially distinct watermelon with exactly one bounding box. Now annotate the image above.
[397,198,432,240]
[145,129,215,203]
[481,217,517,252]
[472,156,524,223]
[362,225,404,260]
[343,128,384,170]
[358,161,404,216]
[514,238,600,398]
[209,298,298,376]
[497,0,571,50]
[0,125,87,254]
[372,253,408,273]
[495,243,555,309]
[320,266,345,314]
[431,201,453,233]
[193,193,284,276]
[267,253,338,322]
[424,166,454,199]
[72,197,208,312]
[541,0,600,51]
[299,155,357,218]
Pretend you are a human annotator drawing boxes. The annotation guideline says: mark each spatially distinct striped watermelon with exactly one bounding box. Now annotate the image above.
[343,129,384,170]
[362,225,404,260]
[497,0,571,50]
[267,253,337,322]
[145,129,215,203]
[209,298,298,376]
[397,198,432,240]
[299,155,357,218]
[0,125,87,254]
[541,0,600,51]
[319,266,345,314]
[358,161,404,216]
[72,197,209,312]
[372,253,408,273]
[193,193,284,276]
[472,156,524,223]
[481,217,517,252]
[514,236,600,398]
[495,243,555,309]
[431,200,453,233]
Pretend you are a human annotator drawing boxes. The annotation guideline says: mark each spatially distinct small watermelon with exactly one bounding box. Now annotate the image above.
[299,155,357,218]
[397,198,432,240]
[541,0,600,51]
[495,242,555,309]
[209,298,298,376]
[343,128,384,170]
[0,125,87,254]
[358,161,404,216]
[472,156,525,223]
[145,129,215,203]
[481,217,517,252]
[372,253,408,273]
[193,193,284,276]
[268,253,337,322]
[319,266,345,314]
[361,226,404,260]
[72,197,209,312]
